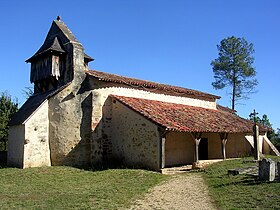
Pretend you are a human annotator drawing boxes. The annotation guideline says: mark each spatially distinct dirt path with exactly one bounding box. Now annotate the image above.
[127,173,217,210]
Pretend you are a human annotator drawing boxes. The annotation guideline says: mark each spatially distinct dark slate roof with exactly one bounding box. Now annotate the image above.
[26,36,66,62]
[84,53,94,62]
[111,95,268,133]
[26,19,79,63]
[86,70,220,101]
[9,84,69,126]
[53,20,79,43]
[26,20,94,64]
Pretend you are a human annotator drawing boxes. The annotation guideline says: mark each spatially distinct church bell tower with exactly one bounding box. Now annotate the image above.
[26,16,93,94]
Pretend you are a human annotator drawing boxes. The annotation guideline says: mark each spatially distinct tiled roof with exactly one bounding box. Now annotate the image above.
[111,95,268,133]
[86,70,220,101]
[216,105,236,114]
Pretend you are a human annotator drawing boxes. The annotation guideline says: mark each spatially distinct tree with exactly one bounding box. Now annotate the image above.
[22,86,34,99]
[0,92,18,151]
[249,112,277,142]
[249,113,272,128]
[211,36,258,110]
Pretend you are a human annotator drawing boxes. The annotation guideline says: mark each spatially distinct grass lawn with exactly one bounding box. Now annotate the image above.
[203,156,280,209]
[0,166,167,209]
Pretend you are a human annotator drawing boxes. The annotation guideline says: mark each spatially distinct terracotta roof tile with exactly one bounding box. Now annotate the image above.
[217,105,236,114]
[111,95,268,133]
[86,70,220,101]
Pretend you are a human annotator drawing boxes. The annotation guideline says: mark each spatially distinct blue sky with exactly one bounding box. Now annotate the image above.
[1,0,279,129]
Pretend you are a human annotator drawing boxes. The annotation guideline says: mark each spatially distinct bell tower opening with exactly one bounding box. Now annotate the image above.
[26,36,66,94]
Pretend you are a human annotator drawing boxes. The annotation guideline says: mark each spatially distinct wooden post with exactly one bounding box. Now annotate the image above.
[253,124,260,160]
[250,109,260,161]
[190,132,202,164]
[194,138,201,162]
[219,133,228,160]
[161,137,166,169]
[159,129,167,169]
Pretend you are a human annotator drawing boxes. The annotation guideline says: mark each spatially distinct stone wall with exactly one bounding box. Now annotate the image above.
[7,125,25,167]
[165,132,194,167]
[110,99,160,170]
[8,101,51,168]
[23,100,51,168]
[48,86,92,167]
[86,79,217,167]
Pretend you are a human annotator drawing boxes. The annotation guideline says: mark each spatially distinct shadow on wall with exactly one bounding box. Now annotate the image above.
[61,92,93,167]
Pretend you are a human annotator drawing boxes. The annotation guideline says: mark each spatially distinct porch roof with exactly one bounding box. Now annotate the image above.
[111,95,268,134]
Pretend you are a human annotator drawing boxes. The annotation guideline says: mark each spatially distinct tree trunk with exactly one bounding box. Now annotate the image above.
[232,73,236,111]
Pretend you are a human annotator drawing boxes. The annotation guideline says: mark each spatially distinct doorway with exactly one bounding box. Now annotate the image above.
[199,138,208,160]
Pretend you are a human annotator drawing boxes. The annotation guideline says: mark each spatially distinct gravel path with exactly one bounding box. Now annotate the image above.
[127,173,217,210]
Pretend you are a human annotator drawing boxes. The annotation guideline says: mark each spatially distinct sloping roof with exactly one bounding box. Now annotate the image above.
[26,19,94,64]
[111,95,268,133]
[26,19,79,63]
[86,70,220,101]
[84,53,94,62]
[26,37,66,62]
[9,84,69,126]
[53,20,79,43]
[217,105,236,114]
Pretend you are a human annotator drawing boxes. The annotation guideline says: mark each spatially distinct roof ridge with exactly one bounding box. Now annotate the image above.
[86,70,220,100]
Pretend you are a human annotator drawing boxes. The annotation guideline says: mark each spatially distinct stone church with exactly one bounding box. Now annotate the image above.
[7,18,278,170]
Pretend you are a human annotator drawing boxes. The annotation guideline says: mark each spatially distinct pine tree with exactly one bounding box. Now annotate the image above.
[211,36,258,110]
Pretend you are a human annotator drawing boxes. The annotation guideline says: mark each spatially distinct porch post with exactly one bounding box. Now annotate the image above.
[161,137,166,169]
[194,138,201,162]
[219,133,228,160]
[159,128,167,170]
[190,132,202,163]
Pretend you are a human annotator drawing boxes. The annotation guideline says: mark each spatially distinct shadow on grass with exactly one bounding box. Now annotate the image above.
[211,174,280,189]
[0,154,155,172]
[75,159,155,173]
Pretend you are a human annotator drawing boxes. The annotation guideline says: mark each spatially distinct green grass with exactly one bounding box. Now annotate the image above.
[0,166,167,209]
[203,156,280,210]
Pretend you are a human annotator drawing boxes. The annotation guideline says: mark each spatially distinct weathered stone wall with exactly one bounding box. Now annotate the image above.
[23,100,51,168]
[165,132,194,167]
[7,125,25,167]
[48,35,93,167]
[48,86,92,167]
[81,77,218,167]
[110,99,160,170]
[87,79,216,167]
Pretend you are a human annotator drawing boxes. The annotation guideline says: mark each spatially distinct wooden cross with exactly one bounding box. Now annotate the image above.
[249,109,259,123]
